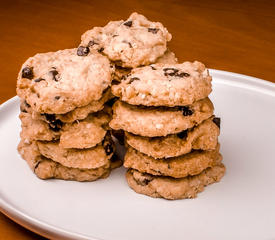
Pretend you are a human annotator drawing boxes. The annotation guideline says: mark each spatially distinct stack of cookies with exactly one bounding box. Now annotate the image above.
[100,14,225,200]
[110,62,225,200]
[16,12,225,198]
[17,48,121,181]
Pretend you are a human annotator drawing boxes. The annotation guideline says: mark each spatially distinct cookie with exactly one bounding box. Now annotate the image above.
[17,48,113,114]
[59,114,109,149]
[18,140,122,181]
[111,61,212,107]
[125,117,220,158]
[80,12,172,68]
[21,89,112,123]
[34,157,112,181]
[112,49,178,83]
[124,144,221,178]
[109,98,214,137]
[20,110,110,149]
[126,164,225,200]
[37,134,114,169]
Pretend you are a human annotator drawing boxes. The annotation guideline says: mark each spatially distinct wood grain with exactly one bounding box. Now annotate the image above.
[0,0,274,239]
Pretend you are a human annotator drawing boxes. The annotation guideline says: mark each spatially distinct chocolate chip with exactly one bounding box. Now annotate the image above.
[167,164,171,169]
[129,77,140,84]
[213,117,221,129]
[49,119,63,132]
[55,96,60,100]
[104,144,113,155]
[137,178,152,186]
[24,100,30,108]
[123,21,132,27]
[34,78,45,82]
[77,46,90,56]
[37,93,40,98]
[144,178,152,185]
[49,70,59,82]
[132,171,153,186]
[150,65,156,70]
[148,28,159,34]
[163,68,179,77]
[163,68,190,78]
[98,47,104,53]
[177,130,188,139]
[180,106,193,116]
[105,97,118,107]
[112,34,119,38]
[42,113,63,132]
[22,67,34,79]
[42,113,56,123]
[177,72,190,78]
[88,40,98,47]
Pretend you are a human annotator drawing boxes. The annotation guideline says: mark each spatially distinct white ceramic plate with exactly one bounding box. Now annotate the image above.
[0,70,275,240]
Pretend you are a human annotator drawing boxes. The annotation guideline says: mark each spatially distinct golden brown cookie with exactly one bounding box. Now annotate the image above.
[80,12,171,68]
[109,98,214,137]
[20,89,113,123]
[124,144,221,178]
[17,48,113,114]
[20,109,110,149]
[125,117,220,158]
[126,164,225,200]
[36,135,114,169]
[18,140,122,182]
[111,61,211,107]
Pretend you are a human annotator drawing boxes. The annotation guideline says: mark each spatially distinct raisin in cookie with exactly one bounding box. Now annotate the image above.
[109,98,214,137]
[124,144,221,178]
[111,61,212,107]
[126,164,225,200]
[17,48,113,114]
[80,12,171,68]
[125,117,220,158]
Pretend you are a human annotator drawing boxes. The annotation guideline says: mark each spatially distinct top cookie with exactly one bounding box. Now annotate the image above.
[17,48,113,114]
[112,61,212,106]
[80,12,172,68]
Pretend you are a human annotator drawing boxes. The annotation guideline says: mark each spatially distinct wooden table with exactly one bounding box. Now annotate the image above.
[0,0,274,239]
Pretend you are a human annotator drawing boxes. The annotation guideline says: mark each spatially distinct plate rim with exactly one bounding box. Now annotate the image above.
[0,69,274,240]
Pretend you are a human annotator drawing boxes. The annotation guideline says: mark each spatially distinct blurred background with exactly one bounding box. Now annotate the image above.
[0,0,275,104]
[0,0,274,239]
